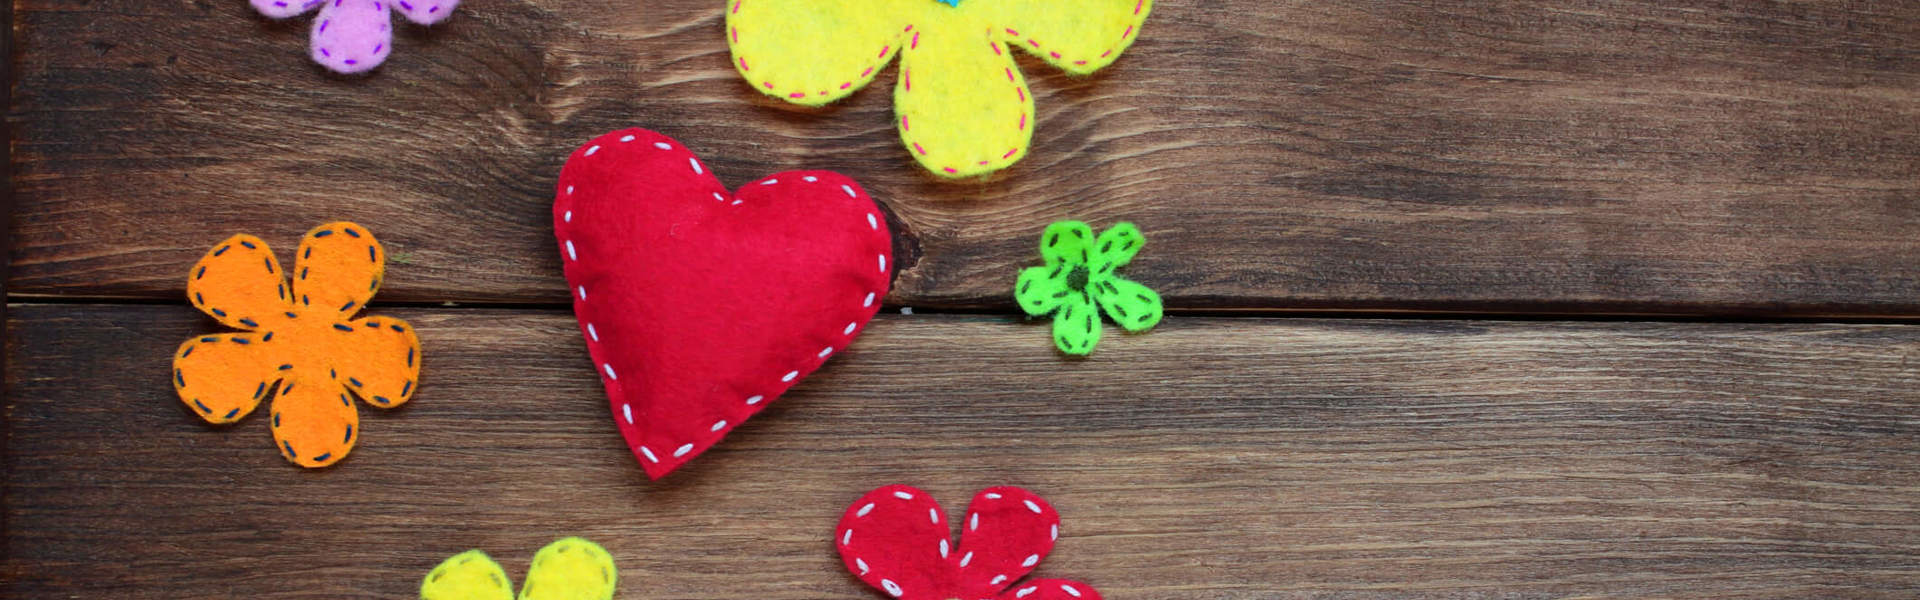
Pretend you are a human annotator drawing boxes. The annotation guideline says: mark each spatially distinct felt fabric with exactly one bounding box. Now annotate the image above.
[173,222,421,468]
[552,128,893,480]
[1014,221,1161,355]
[836,485,1102,600]
[251,0,461,74]
[421,537,617,600]
[727,0,1152,179]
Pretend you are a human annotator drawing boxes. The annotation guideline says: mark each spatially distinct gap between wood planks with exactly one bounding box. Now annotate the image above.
[14,294,1920,326]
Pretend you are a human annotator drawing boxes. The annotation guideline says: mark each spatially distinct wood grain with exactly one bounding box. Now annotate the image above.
[9,1,1920,315]
[6,304,1917,598]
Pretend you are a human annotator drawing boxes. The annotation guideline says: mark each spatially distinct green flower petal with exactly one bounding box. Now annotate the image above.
[1093,276,1163,332]
[1089,222,1144,277]
[1052,291,1101,355]
[1015,265,1072,316]
[1040,221,1095,267]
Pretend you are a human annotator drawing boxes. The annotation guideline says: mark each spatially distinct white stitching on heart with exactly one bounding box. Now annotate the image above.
[622,403,632,424]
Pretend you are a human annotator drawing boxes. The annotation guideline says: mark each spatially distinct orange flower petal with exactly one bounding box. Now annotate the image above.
[292,222,385,318]
[172,332,289,425]
[187,234,292,330]
[330,316,423,409]
[268,371,360,468]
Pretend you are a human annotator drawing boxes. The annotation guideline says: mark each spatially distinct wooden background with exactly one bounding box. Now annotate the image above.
[6,0,1919,597]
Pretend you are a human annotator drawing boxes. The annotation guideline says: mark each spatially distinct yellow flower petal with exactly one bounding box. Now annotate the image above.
[895,15,1035,177]
[518,537,617,600]
[421,550,514,600]
[981,0,1152,75]
[727,0,919,106]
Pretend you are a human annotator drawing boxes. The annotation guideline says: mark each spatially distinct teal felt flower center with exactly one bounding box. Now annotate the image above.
[936,0,962,6]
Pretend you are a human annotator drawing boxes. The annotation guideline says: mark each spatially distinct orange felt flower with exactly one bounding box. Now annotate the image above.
[171,222,421,468]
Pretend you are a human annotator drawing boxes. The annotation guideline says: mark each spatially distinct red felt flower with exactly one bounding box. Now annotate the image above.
[836,485,1100,600]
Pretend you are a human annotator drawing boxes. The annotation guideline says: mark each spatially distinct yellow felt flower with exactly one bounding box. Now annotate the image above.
[727,0,1152,178]
[421,538,618,600]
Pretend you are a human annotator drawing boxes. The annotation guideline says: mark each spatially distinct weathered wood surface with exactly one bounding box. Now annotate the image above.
[10,1,1920,315]
[6,305,1918,597]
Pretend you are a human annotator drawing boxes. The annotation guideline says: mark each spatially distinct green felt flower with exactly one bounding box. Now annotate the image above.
[1015,221,1163,355]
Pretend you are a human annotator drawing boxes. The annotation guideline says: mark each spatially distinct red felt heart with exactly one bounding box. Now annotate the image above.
[552,128,893,479]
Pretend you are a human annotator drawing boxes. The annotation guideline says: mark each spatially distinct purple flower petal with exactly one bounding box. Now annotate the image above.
[309,0,391,74]
[393,0,459,25]
[252,0,322,19]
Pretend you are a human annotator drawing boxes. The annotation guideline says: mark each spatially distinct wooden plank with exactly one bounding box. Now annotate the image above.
[9,1,1920,315]
[6,304,1917,597]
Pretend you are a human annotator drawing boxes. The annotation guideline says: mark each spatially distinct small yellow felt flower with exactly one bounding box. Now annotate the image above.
[171,222,421,468]
[421,537,618,600]
[727,0,1152,178]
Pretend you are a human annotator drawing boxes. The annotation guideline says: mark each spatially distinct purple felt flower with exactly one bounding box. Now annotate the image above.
[251,0,461,74]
